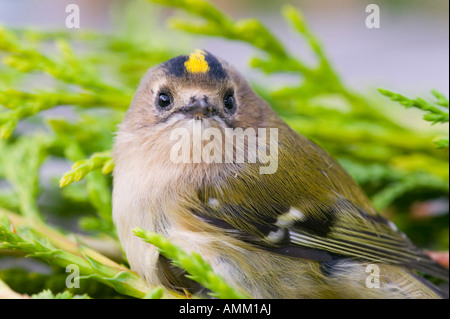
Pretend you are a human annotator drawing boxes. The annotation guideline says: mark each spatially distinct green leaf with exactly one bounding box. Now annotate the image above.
[31,289,90,299]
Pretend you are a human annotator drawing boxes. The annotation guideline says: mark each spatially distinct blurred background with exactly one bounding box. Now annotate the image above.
[0,0,448,297]
[1,0,449,95]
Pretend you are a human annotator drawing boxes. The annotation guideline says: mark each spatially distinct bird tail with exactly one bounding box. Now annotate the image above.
[383,266,448,299]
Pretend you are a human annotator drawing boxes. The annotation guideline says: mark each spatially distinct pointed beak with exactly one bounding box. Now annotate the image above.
[183,96,212,118]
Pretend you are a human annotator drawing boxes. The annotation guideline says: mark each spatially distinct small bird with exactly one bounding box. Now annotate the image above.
[112,50,448,299]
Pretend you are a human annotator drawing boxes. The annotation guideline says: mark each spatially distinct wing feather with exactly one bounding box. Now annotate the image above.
[193,196,449,281]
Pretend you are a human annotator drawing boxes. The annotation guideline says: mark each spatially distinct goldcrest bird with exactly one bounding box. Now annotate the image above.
[112,50,449,299]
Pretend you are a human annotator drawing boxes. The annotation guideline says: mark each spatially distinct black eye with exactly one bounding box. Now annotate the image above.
[158,93,171,108]
[224,94,235,110]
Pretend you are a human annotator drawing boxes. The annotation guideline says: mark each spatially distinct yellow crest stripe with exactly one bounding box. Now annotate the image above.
[185,50,210,74]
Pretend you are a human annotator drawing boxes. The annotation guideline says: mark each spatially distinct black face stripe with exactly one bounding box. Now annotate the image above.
[203,51,227,79]
[163,51,227,80]
[164,55,188,77]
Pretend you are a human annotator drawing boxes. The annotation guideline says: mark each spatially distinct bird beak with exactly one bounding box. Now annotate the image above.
[183,96,212,118]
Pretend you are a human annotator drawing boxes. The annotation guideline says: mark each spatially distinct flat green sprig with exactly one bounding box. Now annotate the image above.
[59,151,114,187]
[379,89,449,149]
[134,228,249,299]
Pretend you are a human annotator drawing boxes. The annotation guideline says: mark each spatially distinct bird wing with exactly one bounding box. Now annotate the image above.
[190,132,449,281]
[193,195,448,281]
